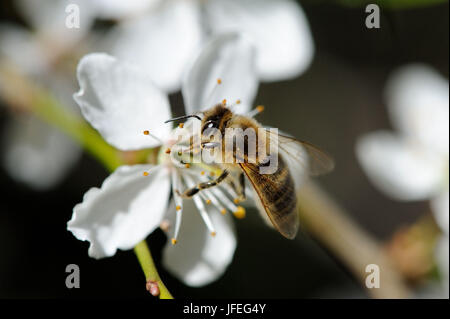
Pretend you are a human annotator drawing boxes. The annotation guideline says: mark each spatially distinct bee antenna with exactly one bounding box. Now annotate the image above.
[164,114,202,124]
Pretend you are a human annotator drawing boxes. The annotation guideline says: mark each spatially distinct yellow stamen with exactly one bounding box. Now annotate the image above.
[143,130,150,135]
[233,206,246,219]
[222,99,227,105]
[200,171,205,175]
[185,163,190,168]
[210,171,215,177]
[220,208,226,215]
[171,238,177,245]
[233,198,240,204]
[143,172,149,176]
[211,231,216,237]
[217,78,222,84]
[236,99,241,104]
[176,205,181,211]
[206,199,212,205]
[256,105,264,113]
[178,123,184,129]
[165,148,171,154]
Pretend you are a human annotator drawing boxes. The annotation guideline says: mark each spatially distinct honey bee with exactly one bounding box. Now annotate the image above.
[165,104,334,239]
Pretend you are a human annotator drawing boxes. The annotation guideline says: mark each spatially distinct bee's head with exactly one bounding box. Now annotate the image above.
[201,104,232,134]
[164,104,233,149]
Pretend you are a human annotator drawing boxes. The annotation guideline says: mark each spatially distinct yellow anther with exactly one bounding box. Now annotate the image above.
[178,123,184,128]
[220,208,226,215]
[143,172,149,176]
[233,206,246,219]
[210,171,215,177]
[178,151,182,156]
[206,199,212,205]
[233,198,240,204]
[236,99,241,104]
[165,148,171,154]
[211,231,216,237]
[185,163,190,168]
[200,171,205,175]
[222,99,227,105]
[176,205,181,211]
[143,130,150,135]
[256,105,265,113]
[217,78,222,84]
[171,238,177,245]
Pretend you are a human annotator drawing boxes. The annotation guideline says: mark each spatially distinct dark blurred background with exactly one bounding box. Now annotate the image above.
[0,0,448,298]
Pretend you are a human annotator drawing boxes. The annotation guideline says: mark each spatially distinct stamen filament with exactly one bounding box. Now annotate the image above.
[203,189,227,215]
[171,171,183,243]
[143,130,164,144]
[246,105,265,118]
[184,175,216,234]
[210,187,239,213]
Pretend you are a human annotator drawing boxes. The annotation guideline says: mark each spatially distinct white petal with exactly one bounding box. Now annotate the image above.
[93,0,160,19]
[2,116,81,190]
[162,199,236,287]
[385,64,449,155]
[0,24,48,75]
[16,0,96,49]
[68,165,170,258]
[74,53,172,150]
[435,236,449,298]
[182,33,257,115]
[356,131,443,201]
[205,0,314,82]
[432,191,449,234]
[104,0,202,93]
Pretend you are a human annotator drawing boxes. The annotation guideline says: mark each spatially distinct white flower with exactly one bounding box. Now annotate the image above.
[356,64,448,233]
[103,0,314,93]
[91,0,161,19]
[68,33,259,286]
[356,64,449,296]
[15,0,97,57]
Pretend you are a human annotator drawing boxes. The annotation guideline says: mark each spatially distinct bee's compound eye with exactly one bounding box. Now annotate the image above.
[202,120,217,132]
[259,157,271,167]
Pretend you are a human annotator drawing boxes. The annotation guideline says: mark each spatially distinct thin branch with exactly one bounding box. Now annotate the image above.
[297,181,410,298]
[134,241,173,299]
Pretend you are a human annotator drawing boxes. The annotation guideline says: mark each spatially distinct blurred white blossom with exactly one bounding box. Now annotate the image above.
[68,33,258,286]
[0,0,96,189]
[356,64,449,297]
[102,0,314,93]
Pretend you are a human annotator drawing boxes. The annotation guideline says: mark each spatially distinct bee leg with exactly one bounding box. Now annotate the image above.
[177,170,229,198]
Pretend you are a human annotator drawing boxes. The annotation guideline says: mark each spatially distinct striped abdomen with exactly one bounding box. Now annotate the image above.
[239,156,299,239]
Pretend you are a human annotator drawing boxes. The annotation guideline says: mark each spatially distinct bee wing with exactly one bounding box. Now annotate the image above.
[239,163,299,239]
[238,129,334,240]
[266,129,334,181]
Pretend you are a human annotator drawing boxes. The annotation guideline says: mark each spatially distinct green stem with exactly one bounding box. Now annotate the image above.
[134,241,174,299]
[33,90,122,171]
[0,65,173,298]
